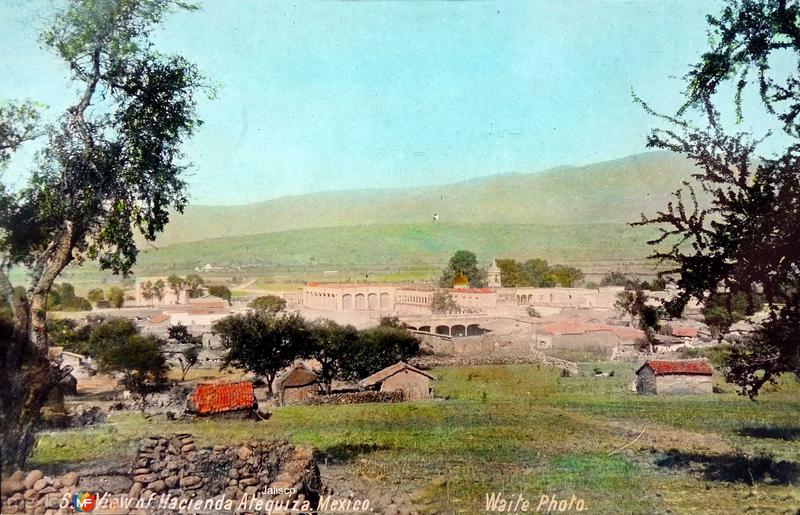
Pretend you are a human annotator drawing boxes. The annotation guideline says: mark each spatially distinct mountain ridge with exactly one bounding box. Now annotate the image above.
[151,151,696,248]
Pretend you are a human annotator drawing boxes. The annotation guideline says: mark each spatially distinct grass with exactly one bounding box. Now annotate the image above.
[34,363,800,514]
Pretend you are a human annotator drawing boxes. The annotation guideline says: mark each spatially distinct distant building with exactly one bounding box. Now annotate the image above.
[636,359,713,395]
[359,361,435,401]
[487,259,502,288]
[278,364,321,405]
[185,381,257,417]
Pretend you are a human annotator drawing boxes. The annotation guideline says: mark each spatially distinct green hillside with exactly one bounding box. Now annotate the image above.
[133,222,658,274]
[150,151,696,247]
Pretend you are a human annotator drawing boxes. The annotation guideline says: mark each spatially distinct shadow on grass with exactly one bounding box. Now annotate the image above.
[738,425,800,441]
[656,449,799,485]
[317,443,389,465]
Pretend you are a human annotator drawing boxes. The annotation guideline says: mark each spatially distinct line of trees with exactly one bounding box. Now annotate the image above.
[213,313,420,397]
[495,258,584,288]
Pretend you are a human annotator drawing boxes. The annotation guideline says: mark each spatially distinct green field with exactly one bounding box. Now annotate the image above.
[129,222,658,275]
[34,363,800,513]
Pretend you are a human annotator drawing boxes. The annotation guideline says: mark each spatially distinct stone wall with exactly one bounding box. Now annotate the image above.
[1,435,321,514]
[303,390,403,405]
[655,374,713,395]
[410,353,580,376]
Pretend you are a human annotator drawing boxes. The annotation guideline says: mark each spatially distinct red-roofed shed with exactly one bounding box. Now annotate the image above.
[636,359,713,395]
[186,382,256,416]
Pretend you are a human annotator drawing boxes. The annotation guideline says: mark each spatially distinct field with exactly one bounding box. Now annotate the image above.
[34,363,800,514]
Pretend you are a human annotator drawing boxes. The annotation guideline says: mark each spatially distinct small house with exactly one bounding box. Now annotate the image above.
[185,381,257,417]
[636,359,713,395]
[359,361,435,401]
[277,365,321,405]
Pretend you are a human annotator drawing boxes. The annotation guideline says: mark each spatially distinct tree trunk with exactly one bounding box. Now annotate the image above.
[0,228,74,471]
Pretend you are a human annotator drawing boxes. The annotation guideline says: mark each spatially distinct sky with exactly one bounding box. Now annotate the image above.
[0,0,746,205]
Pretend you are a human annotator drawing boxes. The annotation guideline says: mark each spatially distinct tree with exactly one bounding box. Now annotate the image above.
[168,322,202,381]
[207,284,231,304]
[431,290,460,314]
[177,346,200,383]
[46,283,91,311]
[634,0,800,397]
[249,295,286,314]
[522,258,555,287]
[307,319,358,394]
[86,288,104,304]
[438,250,487,288]
[184,274,205,299]
[214,311,309,397]
[167,274,184,303]
[338,326,420,382]
[95,333,168,411]
[107,286,125,310]
[547,264,584,288]
[152,279,165,305]
[0,0,205,468]
[87,317,139,359]
[600,272,632,287]
[615,288,648,328]
[140,280,154,306]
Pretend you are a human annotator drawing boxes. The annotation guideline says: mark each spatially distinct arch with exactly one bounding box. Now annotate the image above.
[342,294,354,310]
[355,294,366,310]
[419,325,431,333]
[451,324,466,337]
[368,293,378,309]
[435,325,450,336]
[407,326,417,331]
[467,324,482,336]
[380,292,390,309]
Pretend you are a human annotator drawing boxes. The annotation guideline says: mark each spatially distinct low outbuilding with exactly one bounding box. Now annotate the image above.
[359,361,435,401]
[277,364,321,405]
[636,359,713,395]
[185,381,257,417]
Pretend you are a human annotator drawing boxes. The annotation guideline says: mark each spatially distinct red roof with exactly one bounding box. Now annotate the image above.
[149,314,171,324]
[672,327,699,338]
[187,382,255,415]
[543,322,644,341]
[636,359,713,376]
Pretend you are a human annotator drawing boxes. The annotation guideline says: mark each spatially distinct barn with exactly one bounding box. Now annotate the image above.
[185,381,257,417]
[636,359,713,395]
[359,361,435,401]
[278,364,321,405]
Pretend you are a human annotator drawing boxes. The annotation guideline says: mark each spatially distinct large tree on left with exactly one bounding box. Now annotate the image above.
[0,0,205,470]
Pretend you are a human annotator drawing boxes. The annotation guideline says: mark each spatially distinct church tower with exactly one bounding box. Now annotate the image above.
[487,259,502,288]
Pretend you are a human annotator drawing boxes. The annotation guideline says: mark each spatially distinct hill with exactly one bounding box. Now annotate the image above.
[150,151,697,247]
[134,222,659,275]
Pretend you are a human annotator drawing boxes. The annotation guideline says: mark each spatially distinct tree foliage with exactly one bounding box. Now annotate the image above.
[439,250,487,288]
[0,0,206,468]
[214,311,309,396]
[496,258,585,288]
[207,284,231,304]
[336,326,420,382]
[307,319,359,393]
[248,295,286,314]
[635,0,800,396]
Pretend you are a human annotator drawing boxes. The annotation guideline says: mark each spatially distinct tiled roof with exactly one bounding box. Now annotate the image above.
[672,327,699,338]
[543,322,644,341]
[149,314,171,324]
[187,382,255,415]
[359,361,435,388]
[636,359,713,376]
[279,365,319,388]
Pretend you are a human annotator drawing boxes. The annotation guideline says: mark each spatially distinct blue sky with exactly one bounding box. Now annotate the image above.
[1,1,736,205]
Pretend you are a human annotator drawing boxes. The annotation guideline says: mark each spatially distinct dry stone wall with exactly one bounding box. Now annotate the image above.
[302,390,403,405]
[1,435,321,514]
